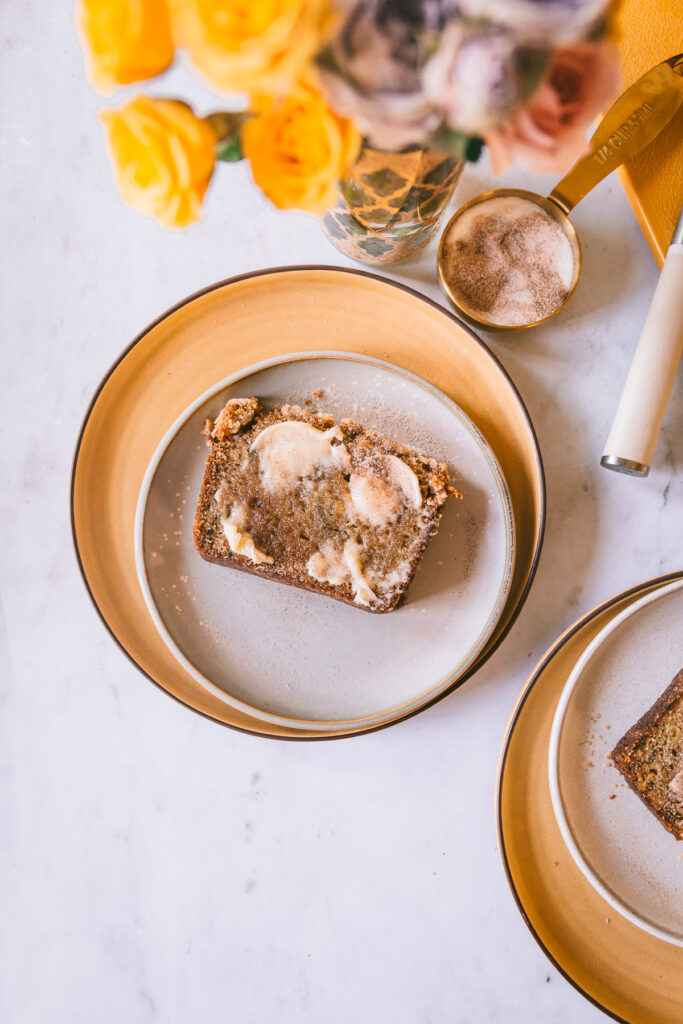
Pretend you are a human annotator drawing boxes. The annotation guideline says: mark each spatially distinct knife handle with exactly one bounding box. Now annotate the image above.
[601,245,683,475]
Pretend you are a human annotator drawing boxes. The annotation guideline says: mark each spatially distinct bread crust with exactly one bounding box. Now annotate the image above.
[194,516,441,613]
[611,668,683,840]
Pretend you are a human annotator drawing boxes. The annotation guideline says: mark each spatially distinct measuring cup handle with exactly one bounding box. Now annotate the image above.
[548,53,683,215]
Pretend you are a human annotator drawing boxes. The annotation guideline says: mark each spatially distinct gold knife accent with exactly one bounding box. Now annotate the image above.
[549,54,683,215]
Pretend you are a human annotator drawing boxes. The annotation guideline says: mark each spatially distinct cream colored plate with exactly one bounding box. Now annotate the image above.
[549,579,683,946]
[135,352,514,729]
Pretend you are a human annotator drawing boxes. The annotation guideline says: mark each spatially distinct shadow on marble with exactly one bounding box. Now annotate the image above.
[651,380,683,477]
[406,470,494,607]
[424,349,603,715]
[562,217,643,325]
[424,368,680,738]
[374,246,443,292]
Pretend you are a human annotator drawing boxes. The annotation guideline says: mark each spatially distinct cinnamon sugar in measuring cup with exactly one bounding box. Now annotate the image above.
[437,57,683,330]
[439,194,578,329]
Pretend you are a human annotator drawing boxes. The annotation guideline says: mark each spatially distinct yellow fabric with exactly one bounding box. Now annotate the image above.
[615,0,683,265]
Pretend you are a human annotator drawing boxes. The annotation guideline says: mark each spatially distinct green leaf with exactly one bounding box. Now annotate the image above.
[216,135,243,162]
[205,111,253,163]
[430,130,484,164]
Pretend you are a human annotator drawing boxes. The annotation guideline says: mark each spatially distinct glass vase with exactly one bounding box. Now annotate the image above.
[322,143,464,265]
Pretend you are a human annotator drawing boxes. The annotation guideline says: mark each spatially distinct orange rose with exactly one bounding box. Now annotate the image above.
[76,0,174,94]
[100,96,217,227]
[242,81,360,214]
[171,0,334,95]
[485,42,621,175]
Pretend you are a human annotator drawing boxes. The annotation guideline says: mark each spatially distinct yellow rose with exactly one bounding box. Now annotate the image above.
[171,0,334,94]
[100,96,217,228]
[242,81,360,215]
[77,0,175,94]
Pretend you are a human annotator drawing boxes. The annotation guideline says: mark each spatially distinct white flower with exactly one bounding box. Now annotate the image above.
[457,0,612,43]
[316,1,445,149]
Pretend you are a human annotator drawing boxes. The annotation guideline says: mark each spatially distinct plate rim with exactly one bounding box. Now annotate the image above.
[70,264,546,740]
[133,349,516,729]
[548,578,683,947]
[496,569,683,1023]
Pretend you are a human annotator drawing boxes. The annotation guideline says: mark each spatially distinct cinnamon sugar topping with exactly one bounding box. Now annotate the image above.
[442,196,576,327]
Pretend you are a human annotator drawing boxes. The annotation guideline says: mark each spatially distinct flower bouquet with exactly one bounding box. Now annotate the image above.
[77,0,619,263]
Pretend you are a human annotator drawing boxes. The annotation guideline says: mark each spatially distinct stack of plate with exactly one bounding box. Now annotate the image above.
[71,267,544,738]
[498,573,683,1023]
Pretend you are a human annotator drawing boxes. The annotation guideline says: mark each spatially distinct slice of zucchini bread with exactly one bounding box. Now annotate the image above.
[193,397,457,613]
[611,668,683,840]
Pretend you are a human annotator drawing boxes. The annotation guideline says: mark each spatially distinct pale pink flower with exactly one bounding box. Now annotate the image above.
[485,41,621,175]
[423,21,545,136]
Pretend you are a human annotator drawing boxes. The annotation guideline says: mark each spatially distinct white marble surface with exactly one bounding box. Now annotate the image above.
[2,7,682,1024]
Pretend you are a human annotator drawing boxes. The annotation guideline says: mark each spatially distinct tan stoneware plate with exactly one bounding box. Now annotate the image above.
[71,266,545,739]
[497,571,683,1023]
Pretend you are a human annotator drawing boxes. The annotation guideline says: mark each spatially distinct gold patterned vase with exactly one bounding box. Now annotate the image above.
[322,143,464,265]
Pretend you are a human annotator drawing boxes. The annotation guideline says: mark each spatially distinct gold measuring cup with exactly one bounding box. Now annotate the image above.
[437,53,683,331]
